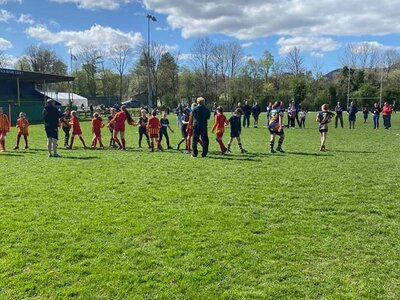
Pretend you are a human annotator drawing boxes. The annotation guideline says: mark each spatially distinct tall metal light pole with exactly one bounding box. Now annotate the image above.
[146,14,157,109]
[347,66,351,109]
[379,66,383,106]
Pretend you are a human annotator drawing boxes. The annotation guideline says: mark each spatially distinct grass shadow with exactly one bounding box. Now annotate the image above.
[331,149,376,154]
[286,151,334,157]
[0,152,24,157]
[58,156,99,160]
[207,155,262,162]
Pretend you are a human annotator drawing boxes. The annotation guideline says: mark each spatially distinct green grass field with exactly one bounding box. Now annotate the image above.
[1,112,399,299]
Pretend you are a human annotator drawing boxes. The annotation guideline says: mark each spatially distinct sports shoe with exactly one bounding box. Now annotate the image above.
[241,148,247,153]
[53,153,60,157]
[277,147,285,153]
[48,153,52,158]
[13,146,19,150]
[24,146,29,149]
[270,148,276,154]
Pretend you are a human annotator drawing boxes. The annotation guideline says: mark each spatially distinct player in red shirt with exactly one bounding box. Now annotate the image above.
[13,112,29,150]
[69,110,88,149]
[91,112,105,149]
[211,106,229,154]
[108,105,135,150]
[146,110,161,152]
[0,107,10,152]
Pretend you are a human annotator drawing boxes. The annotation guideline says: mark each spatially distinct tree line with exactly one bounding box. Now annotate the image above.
[4,38,400,110]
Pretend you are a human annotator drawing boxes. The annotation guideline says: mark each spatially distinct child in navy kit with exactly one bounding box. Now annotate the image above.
[177,108,190,150]
[138,109,150,148]
[158,111,174,150]
[227,108,246,153]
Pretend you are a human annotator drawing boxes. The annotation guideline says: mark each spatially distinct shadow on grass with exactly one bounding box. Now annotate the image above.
[330,149,376,154]
[0,152,23,156]
[207,155,262,162]
[287,151,334,157]
[58,156,99,160]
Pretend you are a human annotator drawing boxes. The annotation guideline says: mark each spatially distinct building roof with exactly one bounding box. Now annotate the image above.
[0,68,74,83]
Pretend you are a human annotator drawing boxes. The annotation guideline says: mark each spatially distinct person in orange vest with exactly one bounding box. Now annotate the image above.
[13,112,29,150]
[0,107,10,152]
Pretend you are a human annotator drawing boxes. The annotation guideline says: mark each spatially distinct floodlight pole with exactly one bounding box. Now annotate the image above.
[379,66,383,107]
[146,14,157,109]
[347,66,351,109]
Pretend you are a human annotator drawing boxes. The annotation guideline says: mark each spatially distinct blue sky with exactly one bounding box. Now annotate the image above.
[1,0,400,74]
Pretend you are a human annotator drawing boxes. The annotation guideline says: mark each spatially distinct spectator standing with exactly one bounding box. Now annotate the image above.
[192,97,210,157]
[242,101,252,128]
[251,102,261,128]
[371,103,381,129]
[43,99,63,157]
[347,101,358,129]
[334,101,344,128]
[382,102,393,129]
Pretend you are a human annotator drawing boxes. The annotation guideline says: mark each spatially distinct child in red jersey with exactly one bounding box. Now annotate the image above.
[147,109,160,152]
[69,110,88,149]
[108,105,135,150]
[0,107,10,152]
[13,112,29,150]
[211,106,229,154]
[91,112,105,149]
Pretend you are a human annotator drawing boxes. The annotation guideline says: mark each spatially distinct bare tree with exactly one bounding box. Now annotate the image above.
[340,42,380,70]
[25,44,67,74]
[382,49,400,73]
[78,46,102,97]
[191,37,214,101]
[109,44,134,102]
[285,47,305,75]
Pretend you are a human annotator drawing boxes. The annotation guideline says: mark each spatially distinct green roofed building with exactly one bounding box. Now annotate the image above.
[0,68,74,124]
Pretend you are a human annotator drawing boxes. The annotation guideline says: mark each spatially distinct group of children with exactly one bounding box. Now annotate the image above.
[0,100,352,154]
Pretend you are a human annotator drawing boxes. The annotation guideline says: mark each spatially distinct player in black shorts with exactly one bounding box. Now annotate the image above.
[177,108,190,150]
[138,109,150,148]
[226,108,247,153]
[158,111,174,150]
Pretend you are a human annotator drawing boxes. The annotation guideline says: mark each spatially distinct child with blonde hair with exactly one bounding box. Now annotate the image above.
[14,112,29,150]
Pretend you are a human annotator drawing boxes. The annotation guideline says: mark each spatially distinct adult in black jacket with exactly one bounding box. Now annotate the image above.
[242,101,252,128]
[192,97,211,157]
[251,102,261,128]
[43,99,63,157]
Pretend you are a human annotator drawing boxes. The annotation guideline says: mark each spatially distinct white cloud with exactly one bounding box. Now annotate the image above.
[350,41,400,52]
[0,37,12,49]
[49,0,133,10]
[17,14,35,25]
[25,24,143,52]
[143,0,400,39]
[155,26,170,31]
[178,53,192,61]
[311,51,324,59]
[0,0,22,4]
[0,9,14,22]
[241,42,253,48]
[277,36,340,55]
